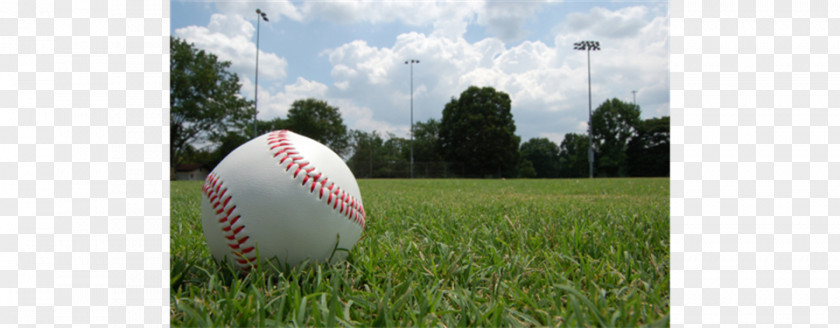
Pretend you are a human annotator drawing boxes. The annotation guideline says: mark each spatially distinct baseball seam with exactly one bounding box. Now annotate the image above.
[267,130,366,229]
[203,173,257,270]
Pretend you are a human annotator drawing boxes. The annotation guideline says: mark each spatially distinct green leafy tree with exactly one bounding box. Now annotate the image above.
[410,118,444,163]
[439,86,520,178]
[285,98,350,156]
[520,137,561,178]
[518,159,537,178]
[558,133,590,178]
[627,116,670,177]
[178,143,215,168]
[347,131,410,178]
[170,37,253,170]
[348,130,383,178]
[591,98,641,177]
[210,131,251,169]
[255,117,289,136]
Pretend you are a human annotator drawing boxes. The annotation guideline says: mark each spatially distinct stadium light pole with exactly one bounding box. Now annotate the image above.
[632,90,637,105]
[574,40,600,179]
[253,9,269,138]
[405,59,419,179]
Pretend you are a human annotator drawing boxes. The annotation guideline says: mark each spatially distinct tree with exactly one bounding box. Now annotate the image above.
[255,117,289,136]
[439,86,520,178]
[285,98,350,156]
[347,130,411,178]
[411,118,444,163]
[518,159,537,178]
[178,143,216,169]
[558,133,590,178]
[170,37,253,170]
[520,138,561,178]
[591,98,641,177]
[210,131,252,169]
[347,130,384,178]
[627,116,670,177]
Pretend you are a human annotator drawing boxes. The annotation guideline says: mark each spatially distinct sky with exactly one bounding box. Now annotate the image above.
[171,0,669,146]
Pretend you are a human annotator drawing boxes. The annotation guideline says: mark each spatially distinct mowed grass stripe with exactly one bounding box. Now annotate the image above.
[171,178,669,327]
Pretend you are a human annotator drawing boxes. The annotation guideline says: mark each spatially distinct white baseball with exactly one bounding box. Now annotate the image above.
[200,130,366,271]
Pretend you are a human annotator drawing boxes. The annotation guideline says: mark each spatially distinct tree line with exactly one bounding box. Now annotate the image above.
[345,89,669,178]
[171,37,668,179]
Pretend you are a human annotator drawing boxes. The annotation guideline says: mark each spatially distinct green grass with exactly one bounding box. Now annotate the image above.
[171,178,669,327]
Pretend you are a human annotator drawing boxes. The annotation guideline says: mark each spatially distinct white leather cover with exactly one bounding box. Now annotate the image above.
[200,130,365,270]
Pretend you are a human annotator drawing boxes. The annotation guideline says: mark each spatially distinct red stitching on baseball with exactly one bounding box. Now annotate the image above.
[203,172,256,270]
[266,130,366,229]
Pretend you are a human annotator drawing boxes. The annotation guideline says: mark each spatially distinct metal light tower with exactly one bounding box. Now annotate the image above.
[574,40,600,178]
[253,9,268,138]
[632,90,637,105]
[405,59,419,179]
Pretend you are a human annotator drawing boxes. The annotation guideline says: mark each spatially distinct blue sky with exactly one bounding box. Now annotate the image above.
[171,0,669,145]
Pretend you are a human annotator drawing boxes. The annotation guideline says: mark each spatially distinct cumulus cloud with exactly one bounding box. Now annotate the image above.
[297,0,536,41]
[477,0,542,42]
[565,6,651,39]
[212,0,304,22]
[174,13,288,82]
[240,76,329,119]
[334,100,407,136]
[319,5,668,141]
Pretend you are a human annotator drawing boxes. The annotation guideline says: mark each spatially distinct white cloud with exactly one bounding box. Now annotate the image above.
[296,0,537,41]
[243,76,329,119]
[319,5,668,143]
[327,40,397,85]
[174,13,288,82]
[565,6,650,38]
[213,1,304,22]
[334,100,406,136]
[477,1,543,42]
[301,1,437,26]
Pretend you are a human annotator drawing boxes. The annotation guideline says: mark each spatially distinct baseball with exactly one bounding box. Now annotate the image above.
[200,130,366,271]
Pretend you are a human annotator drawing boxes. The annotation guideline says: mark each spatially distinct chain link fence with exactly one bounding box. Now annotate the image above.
[348,161,475,179]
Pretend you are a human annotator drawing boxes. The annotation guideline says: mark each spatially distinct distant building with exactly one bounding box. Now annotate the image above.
[173,163,210,181]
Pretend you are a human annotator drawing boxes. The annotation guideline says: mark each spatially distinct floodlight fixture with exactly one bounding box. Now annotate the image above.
[573,40,600,51]
[256,9,268,21]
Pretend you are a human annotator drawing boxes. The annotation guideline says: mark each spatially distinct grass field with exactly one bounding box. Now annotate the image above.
[171,178,669,327]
